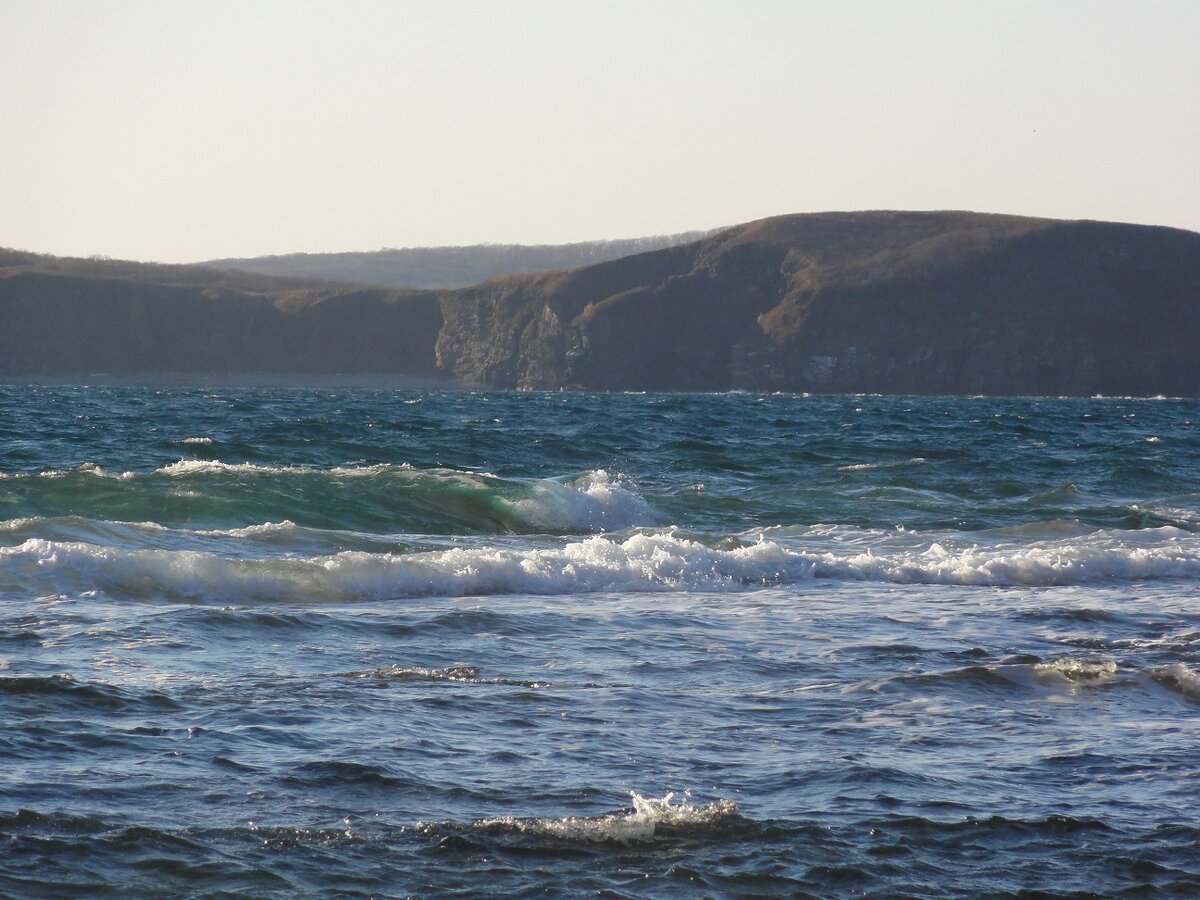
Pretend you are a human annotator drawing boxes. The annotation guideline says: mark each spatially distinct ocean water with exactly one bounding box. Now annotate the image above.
[2,386,1199,897]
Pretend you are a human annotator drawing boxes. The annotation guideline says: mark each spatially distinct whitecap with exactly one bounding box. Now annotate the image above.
[1032,658,1119,687]
[503,470,657,532]
[186,521,300,539]
[1151,663,1200,702]
[329,463,407,476]
[835,458,927,472]
[7,526,1200,603]
[155,459,297,476]
[472,792,737,844]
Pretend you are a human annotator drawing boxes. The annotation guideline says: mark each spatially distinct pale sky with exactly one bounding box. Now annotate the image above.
[1,0,1196,262]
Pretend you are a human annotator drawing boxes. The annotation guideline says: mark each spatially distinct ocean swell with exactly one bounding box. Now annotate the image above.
[0,464,655,535]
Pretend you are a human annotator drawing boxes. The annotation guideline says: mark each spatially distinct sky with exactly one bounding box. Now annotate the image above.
[1,0,1197,263]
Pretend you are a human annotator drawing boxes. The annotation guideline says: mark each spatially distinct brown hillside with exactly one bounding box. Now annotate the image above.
[3,211,1198,396]
[436,211,1200,395]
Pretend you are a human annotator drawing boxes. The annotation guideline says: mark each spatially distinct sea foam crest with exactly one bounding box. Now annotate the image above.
[1151,663,1200,702]
[156,459,410,477]
[1032,658,1119,688]
[0,532,781,601]
[6,528,1200,602]
[187,521,300,539]
[505,470,656,532]
[156,459,297,476]
[474,792,737,844]
[855,530,1200,585]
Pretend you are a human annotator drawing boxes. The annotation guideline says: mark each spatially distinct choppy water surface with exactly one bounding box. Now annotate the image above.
[2,386,1199,897]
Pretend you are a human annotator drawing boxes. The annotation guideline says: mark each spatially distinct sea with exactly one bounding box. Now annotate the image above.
[2,385,1199,898]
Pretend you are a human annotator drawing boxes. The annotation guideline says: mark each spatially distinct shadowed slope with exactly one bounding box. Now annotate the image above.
[0,260,443,379]
[436,211,1200,395]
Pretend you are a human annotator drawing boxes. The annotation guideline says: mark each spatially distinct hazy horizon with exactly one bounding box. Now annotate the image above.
[3,0,1197,263]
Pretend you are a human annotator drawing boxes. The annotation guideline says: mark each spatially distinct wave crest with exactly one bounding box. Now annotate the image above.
[0,464,656,535]
[1151,663,1200,702]
[470,792,738,844]
[6,526,1200,602]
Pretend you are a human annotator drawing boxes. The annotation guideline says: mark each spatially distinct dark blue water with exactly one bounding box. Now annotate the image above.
[2,386,1199,897]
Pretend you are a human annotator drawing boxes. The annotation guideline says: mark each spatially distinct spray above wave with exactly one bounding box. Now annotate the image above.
[6,526,1200,603]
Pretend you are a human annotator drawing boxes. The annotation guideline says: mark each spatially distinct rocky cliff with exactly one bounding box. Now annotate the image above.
[3,211,1198,396]
[435,211,1200,396]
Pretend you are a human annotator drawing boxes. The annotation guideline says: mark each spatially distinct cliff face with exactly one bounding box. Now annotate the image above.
[435,212,1200,396]
[3,211,1198,396]
[434,242,708,389]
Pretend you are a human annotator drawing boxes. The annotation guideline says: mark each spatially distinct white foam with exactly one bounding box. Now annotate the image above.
[155,459,412,478]
[836,458,927,472]
[187,521,300,539]
[329,463,406,476]
[1130,503,1200,530]
[790,525,1200,587]
[1151,663,1200,701]
[20,463,137,481]
[346,665,480,682]
[1,515,169,532]
[6,527,1200,602]
[475,792,737,843]
[0,517,46,533]
[505,470,657,532]
[179,437,213,445]
[0,516,306,551]
[155,459,296,476]
[1032,658,1119,687]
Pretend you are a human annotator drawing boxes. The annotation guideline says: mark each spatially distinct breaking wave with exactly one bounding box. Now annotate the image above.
[1151,663,1200,702]
[4,526,1200,602]
[0,464,655,535]
[430,792,738,845]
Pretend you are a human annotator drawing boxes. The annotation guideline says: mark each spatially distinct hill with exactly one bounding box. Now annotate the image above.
[436,211,1200,395]
[200,232,717,289]
[0,254,444,379]
[3,211,1198,396]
